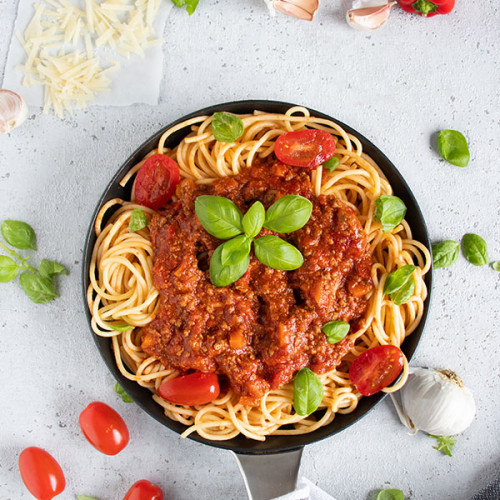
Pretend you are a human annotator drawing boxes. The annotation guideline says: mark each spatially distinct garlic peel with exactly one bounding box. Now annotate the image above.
[272,0,319,21]
[346,2,396,30]
[0,90,28,134]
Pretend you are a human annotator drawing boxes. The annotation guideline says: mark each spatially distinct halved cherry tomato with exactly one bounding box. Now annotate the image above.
[158,372,220,406]
[274,129,336,168]
[123,480,164,500]
[18,447,65,500]
[134,154,180,210]
[349,345,404,396]
[79,401,129,455]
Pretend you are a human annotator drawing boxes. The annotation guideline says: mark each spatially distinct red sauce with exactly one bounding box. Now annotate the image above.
[141,159,373,406]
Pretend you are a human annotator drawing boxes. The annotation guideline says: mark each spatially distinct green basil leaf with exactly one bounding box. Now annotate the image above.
[322,321,350,344]
[376,489,405,500]
[437,130,470,167]
[462,233,488,266]
[264,195,313,233]
[195,195,243,240]
[220,235,252,266]
[374,196,407,233]
[211,112,244,143]
[129,208,149,233]
[114,382,134,403]
[19,272,58,304]
[76,495,100,500]
[170,0,199,14]
[254,236,303,271]
[429,434,457,457]
[383,265,416,295]
[242,201,265,238]
[293,367,323,416]
[1,220,36,250]
[39,259,68,278]
[390,276,415,305]
[323,156,339,172]
[109,323,132,331]
[0,255,20,282]
[432,240,460,269]
[491,261,500,272]
[209,244,250,287]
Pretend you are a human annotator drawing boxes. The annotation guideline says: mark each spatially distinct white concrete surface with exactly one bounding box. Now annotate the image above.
[0,1,499,499]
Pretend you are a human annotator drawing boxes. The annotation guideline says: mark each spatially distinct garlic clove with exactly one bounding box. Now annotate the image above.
[346,2,395,30]
[0,90,28,134]
[272,0,319,21]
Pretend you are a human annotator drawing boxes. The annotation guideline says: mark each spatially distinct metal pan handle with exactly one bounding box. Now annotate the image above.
[233,447,304,500]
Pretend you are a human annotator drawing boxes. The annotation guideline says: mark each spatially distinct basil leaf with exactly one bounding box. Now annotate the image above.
[0,255,19,282]
[437,130,470,167]
[374,196,407,233]
[39,259,68,278]
[76,495,100,500]
[1,220,36,250]
[220,235,252,266]
[376,489,404,500]
[432,240,460,269]
[195,195,243,239]
[390,276,415,305]
[242,201,265,239]
[209,243,250,287]
[429,434,457,457]
[491,261,500,272]
[323,156,339,172]
[170,0,199,14]
[129,208,149,233]
[114,382,134,403]
[322,321,349,344]
[19,272,58,303]
[254,236,303,271]
[264,195,313,233]
[293,367,323,416]
[383,265,416,295]
[462,233,488,266]
[211,112,244,143]
[109,323,132,331]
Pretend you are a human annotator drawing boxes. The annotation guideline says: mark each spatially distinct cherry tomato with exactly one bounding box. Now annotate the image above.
[18,447,65,500]
[123,480,164,500]
[158,372,220,406]
[134,154,180,210]
[349,345,404,396]
[274,129,336,168]
[79,401,129,455]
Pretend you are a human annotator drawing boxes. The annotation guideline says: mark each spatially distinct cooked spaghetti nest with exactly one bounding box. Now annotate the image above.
[87,106,430,441]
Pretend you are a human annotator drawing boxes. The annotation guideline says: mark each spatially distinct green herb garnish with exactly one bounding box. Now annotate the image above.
[323,157,339,172]
[76,495,99,500]
[195,196,243,239]
[374,195,407,233]
[437,130,470,167]
[390,276,415,305]
[170,0,200,15]
[264,195,313,233]
[293,367,323,416]
[376,489,404,500]
[242,201,265,239]
[114,382,134,403]
[462,233,488,266]
[322,321,350,344]
[429,434,457,457]
[491,261,500,272]
[211,112,244,143]
[109,323,133,332]
[383,265,416,295]
[1,220,36,249]
[129,208,149,233]
[432,240,460,269]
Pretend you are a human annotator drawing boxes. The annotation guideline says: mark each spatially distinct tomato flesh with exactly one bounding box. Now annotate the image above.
[349,345,404,396]
[123,480,164,500]
[79,401,129,455]
[274,129,336,168]
[18,447,65,500]
[158,372,220,406]
[134,154,180,210]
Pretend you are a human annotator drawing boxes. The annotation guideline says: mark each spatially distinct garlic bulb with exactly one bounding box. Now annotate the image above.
[0,90,28,134]
[346,1,395,30]
[272,0,319,21]
[396,367,476,436]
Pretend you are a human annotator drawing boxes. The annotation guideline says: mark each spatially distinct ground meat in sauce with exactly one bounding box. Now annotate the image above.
[141,158,373,406]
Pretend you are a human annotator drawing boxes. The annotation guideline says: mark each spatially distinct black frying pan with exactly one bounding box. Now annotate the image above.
[82,100,432,499]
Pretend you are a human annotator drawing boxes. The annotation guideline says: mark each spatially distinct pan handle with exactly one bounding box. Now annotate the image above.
[232,447,304,500]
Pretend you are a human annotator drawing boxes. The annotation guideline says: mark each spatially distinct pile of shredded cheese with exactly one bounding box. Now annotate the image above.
[17,0,162,117]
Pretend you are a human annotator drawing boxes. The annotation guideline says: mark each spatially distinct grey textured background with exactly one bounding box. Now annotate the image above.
[0,1,499,499]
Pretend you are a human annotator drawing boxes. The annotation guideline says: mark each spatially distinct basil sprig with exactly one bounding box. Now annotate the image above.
[114,382,134,403]
[376,489,404,500]
[462,233,488,266]
[211,112,244,143]
[1,220,36,249]
[293,367,323,416]
[384,265,417,305]
[129,208,149,233]
[432,240,460,269]
[437,130,470,167]
[195,195,311,287]
[374,195,407,233]
[322,321,350,344]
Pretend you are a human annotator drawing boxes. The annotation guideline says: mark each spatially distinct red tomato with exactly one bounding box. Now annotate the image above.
[123,480,164,500]
[158,373,220,406]
[134,154,180,210]
[349,345,404,396]
[274,129,336,168]
[18,447,65,500]
[79,401,129,455]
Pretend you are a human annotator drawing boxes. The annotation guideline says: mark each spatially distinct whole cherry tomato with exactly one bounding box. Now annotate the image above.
[18,447,65,500]
[79,401,129,455]
[349,345,404,396]
[274,129,336,168]
[134,154,180,210]
[123,480,164,500]
[158,372,220,406]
